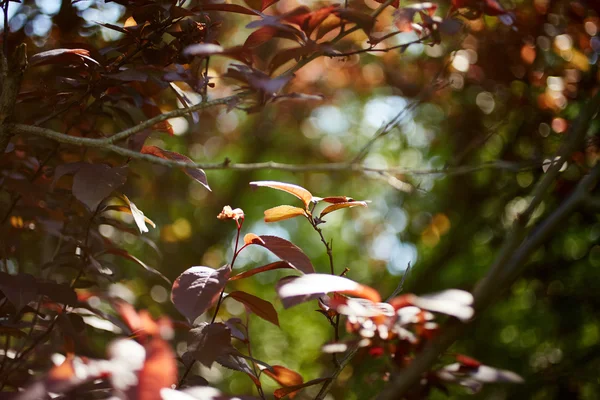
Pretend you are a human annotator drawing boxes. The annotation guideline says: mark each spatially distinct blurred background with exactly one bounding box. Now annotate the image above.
[1,0,600,398]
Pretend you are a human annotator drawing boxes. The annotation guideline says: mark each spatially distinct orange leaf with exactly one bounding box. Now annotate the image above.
[250,181,315,208]
[264,365,304,397]
[274,377,329,399]
[264,205,307,222]
[244,233,265,245]
[320,201,367,218]
[135,338,177,400]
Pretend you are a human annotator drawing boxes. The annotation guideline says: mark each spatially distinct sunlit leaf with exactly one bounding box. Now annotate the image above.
[250,181,315,208]
[277,274,381,305]
[263,365,303,398]
[135,338,178,400]
[273,377,329,399]
[264,205,307,223]
[319,201,367,218]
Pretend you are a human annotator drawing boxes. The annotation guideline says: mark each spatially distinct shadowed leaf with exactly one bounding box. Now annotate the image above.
[141,146,210,191]
[73,164,127,211]
[185,322,233,367]
[171,265,232,323]
[228,291,279,326]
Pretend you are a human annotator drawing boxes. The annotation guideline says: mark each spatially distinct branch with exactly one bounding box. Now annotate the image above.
[103,94,242,144]
[376,88,600,399]
[0,42,27,153]
[9,123,547,176]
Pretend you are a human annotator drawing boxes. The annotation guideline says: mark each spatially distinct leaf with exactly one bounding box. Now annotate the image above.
[183,43,225,56]
[0,272,38,312]
[141,146,210,191]
[264,205,307,223]
[72,164,128,211]
[171,265,232,323]
[230,261,294,281]
[105,248,170,285]
[250,181,315,208]
[38,281,78,306]
[336,9,375,35]
[192,3,259,15]
[228,291,279,326]
[185,322,233,367]
[216,353,261,386]
[263,366,303,398]
[246,235,314,274]
[319,201,368,218]
[29,48,100,67]
[275,276,325,309]
[135,338,178,400]
[244,27,303,49]
[273,377,329,399]
[122,194,155,234]
[102,204,156,233]
[277,274,381,305]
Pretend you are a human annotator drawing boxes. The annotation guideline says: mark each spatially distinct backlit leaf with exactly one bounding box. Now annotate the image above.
[250,181,315,208]
[319,201,367,218]
[228,291,279,326]
[277,274,381,304]
[171,265,232,323]
[273,377,329,399]
[264,205,307,222]
[263,365,303,398]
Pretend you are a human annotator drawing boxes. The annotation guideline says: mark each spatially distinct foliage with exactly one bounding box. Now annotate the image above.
[0,0,599,399]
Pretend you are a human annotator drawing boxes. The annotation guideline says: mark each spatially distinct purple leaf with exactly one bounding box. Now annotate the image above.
[72,164,127,211]
[171,265,232,323]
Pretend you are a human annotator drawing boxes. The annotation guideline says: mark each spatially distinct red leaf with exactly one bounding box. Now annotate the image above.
[247,235,315,274]
[171,265,232,323]
[135,338,177,400]
[230,261,294,281]
[244,26,303,49]
[284,6,338,36]
[141,146,210,191]
[264,365,303,398]
[273,377,329,399]
[228,291,279,326]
